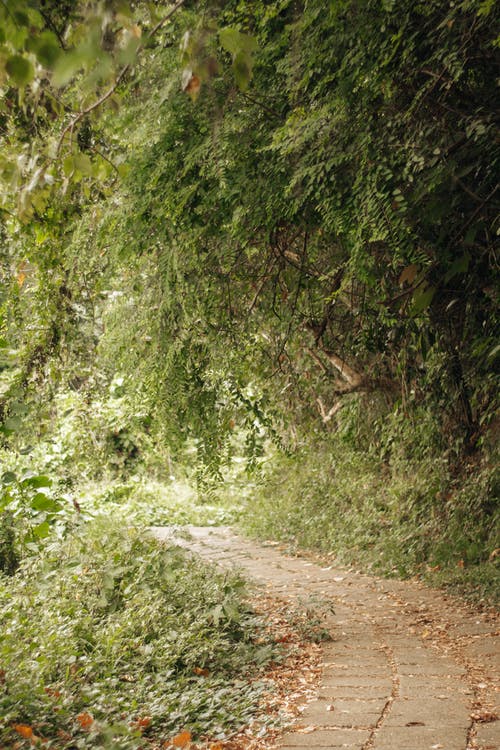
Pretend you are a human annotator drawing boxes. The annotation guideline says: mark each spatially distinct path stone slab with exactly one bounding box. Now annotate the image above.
[374,724,467,748]
[301,697,380,727]
[279,728,368,747]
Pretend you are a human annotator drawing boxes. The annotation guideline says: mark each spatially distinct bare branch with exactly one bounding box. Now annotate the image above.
[56,0,185,155]
[320,348,363,388]
[316,397,344,424]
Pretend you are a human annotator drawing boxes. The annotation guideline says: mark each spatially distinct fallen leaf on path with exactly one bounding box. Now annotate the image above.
[13,724,35,739]
[133,716,152,730]
[470,710,498,723]
[193,666,209,676]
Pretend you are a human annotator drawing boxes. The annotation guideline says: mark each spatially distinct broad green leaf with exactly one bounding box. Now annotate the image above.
[233,52,253,92]
[31,493,62,512]
[26,31,61,69]
[3,415,22,431]
[444,252,470,282]
[219,28,257,56]
[412,286,435,313]
[21,475,52,489]
[32,520,51,538]
[74,152,93,176]
[1,471,17,484]
[5,55,34,86]
[51,51,83,87]
[62,156,75,177]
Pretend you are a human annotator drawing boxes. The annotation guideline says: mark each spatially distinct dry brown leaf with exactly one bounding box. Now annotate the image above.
[76,712,94,730]
[471,710,498,723]
[13,724,34,739]
[172,730,192,747]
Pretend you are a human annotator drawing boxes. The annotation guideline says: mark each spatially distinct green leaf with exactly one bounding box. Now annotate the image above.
[233,52,253,92]
[32,521,51,539]
[444,252,470,282]
[219,28,257,57]
[74,152,93,176]
[21,475,52,489]
[62,156,75,177]
[412,286,435,314]
[26,31,62,70]
[1,471,17,484]
[13,11,30,27]
[5,55,34,86]
[51,51,82,87]
[3,415,22,432]
[31,494,62,512]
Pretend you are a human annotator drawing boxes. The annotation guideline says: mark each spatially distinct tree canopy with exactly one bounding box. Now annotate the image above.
[1,0,498,484]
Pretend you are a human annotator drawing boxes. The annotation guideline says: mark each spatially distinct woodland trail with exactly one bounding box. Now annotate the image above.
[151,526,499,750]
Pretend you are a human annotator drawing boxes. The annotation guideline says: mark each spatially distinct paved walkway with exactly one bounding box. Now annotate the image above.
[151,526,499,750]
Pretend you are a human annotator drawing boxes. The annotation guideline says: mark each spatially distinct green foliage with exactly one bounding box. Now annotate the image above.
[85,478,241,527]
[0,519,277,747]
[0,0,497,602]
[240,408,499,605]
[0,469,74,571]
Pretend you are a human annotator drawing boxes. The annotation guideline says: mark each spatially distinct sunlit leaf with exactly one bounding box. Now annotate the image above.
[21,475,52,489]
[32,521,51,538]
[219,28,257,56]
[31,494,62,512]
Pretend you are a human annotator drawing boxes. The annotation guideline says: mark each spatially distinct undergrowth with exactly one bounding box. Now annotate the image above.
[0,519,278,749]
[83,477,243,527]
[240,437,499,607]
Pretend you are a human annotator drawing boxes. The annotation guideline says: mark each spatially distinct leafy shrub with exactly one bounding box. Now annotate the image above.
[0,519,276,748]
[0,470,76,572]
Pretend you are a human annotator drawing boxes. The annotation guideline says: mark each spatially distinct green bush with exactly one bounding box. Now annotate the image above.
[0,519,277,748]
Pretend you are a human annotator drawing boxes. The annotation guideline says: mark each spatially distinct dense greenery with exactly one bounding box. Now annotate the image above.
[0,0,498,744]
[0,0,498,595]
[0,520,277,748]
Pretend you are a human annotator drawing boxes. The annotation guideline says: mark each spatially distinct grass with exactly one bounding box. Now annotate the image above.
[0,517,278,749]
[238,439,500,607]
[82,477,242,527]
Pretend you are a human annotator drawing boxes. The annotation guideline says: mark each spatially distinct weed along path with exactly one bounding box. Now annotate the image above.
[150,526,499,750]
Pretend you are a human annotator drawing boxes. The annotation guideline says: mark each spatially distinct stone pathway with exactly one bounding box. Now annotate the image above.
[151,526,499,750]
